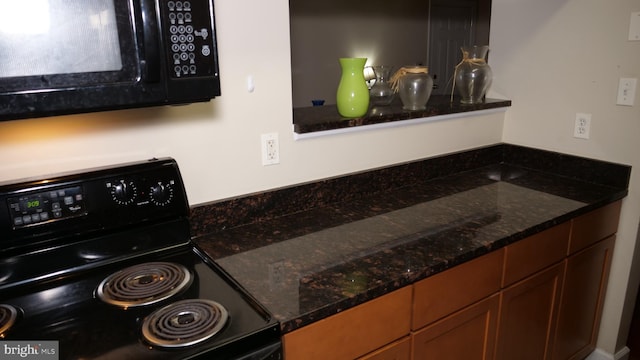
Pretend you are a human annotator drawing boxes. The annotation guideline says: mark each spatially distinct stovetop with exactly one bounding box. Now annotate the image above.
[0,158,281,359]
[1,242,280,359]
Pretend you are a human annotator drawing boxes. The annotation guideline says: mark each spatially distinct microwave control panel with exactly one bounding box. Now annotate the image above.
[162,0,217,79]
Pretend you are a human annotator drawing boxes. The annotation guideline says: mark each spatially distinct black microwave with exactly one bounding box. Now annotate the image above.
[0,0,220,121]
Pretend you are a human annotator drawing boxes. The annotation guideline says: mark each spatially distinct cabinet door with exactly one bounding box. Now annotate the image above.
[495,262,565,360]
[283,287,412,360]
[552,236,615,360]
[411,293,499,360]
[358,336,411,360]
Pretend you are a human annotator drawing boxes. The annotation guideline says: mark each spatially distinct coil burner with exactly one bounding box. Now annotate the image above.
[0,304,18,337]
[0,158,282,359]
[142,299,229,348]
[96,262,192,308]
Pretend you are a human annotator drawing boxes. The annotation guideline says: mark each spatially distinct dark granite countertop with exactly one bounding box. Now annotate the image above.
[293,95,511,134]
[190,144,630,333]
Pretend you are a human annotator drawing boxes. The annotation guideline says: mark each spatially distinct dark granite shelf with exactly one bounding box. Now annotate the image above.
[190,143,630,334]
[293,95,511,135]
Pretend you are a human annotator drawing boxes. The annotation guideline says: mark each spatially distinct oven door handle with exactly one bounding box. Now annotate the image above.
[139,0,161,83]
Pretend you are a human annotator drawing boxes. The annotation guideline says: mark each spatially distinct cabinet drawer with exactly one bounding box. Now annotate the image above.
[412,249,504,330]
[283,286,412,360]
[357,336,411,360]
[502,222,570,287]
[569,201,621,254]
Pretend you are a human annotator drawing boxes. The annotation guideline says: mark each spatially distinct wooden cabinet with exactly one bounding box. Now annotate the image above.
[567,202,621,255]
[412,249,504,330]
[552,237,616,360]
[551,201,620,360]
[410,250,503,360]
[358,337,411,360]
[501,223,570,288]
[282,286,412,360]
[494,223,570,360]
[282,202,621,360]
[495,262,565,360]
[412,294,500,360]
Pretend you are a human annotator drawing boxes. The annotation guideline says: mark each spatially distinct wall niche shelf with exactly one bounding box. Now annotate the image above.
[293,95,511,140]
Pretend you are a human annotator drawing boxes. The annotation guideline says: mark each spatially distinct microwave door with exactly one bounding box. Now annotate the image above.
[0,0,220,121]
[0,2,123,79]
[0,0,158,120]
[0,0,140,89]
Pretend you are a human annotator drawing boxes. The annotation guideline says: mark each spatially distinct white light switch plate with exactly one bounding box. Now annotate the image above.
[617,78,637,106]
[629,12,640,41]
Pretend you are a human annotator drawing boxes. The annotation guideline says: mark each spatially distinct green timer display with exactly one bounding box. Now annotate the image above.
[8,185,85,228]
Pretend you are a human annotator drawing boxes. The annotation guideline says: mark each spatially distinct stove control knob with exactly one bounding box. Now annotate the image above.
[150,182,174,206]
[110,180,137,205]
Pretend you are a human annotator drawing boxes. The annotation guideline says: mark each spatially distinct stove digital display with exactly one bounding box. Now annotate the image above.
[26,199,41,208]
[8,186,87,229]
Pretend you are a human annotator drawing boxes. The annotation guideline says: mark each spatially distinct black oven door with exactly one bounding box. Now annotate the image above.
[237,342,282,360]
[191,341,282,360]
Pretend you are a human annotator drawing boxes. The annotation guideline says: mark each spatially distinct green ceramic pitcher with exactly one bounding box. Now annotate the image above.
[336,57,369,118]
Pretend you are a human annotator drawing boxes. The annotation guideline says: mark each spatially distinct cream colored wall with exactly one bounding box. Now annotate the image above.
[490,0,640,356]
[0,0,503,204]
[1,0,637,356]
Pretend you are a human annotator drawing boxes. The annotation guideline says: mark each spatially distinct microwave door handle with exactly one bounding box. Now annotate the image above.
[139,0,161,82]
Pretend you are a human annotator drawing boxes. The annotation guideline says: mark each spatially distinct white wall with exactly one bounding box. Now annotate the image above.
[490,0,640,356]
[0,0,637,356]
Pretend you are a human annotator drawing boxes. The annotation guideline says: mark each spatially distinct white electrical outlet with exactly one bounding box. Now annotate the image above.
[261,133,280,165]
[617,78,637,106]
[574,113,591,139]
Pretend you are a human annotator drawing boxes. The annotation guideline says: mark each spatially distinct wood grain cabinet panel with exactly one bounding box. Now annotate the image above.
[283,286,412,360]
[411,294,500,360]
[412,249,504,330]
[358,336,411,360]
[552,236,616,360]
[502,222,570,287]
[495,262,565,360]
[283,202,621,360]
[568,201,621,254]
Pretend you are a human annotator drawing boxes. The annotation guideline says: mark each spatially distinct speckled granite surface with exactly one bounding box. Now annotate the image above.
[190,144,630,333]
[293,95,511,134]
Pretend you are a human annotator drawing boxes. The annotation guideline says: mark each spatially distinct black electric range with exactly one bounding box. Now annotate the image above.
[0,158,281,359]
